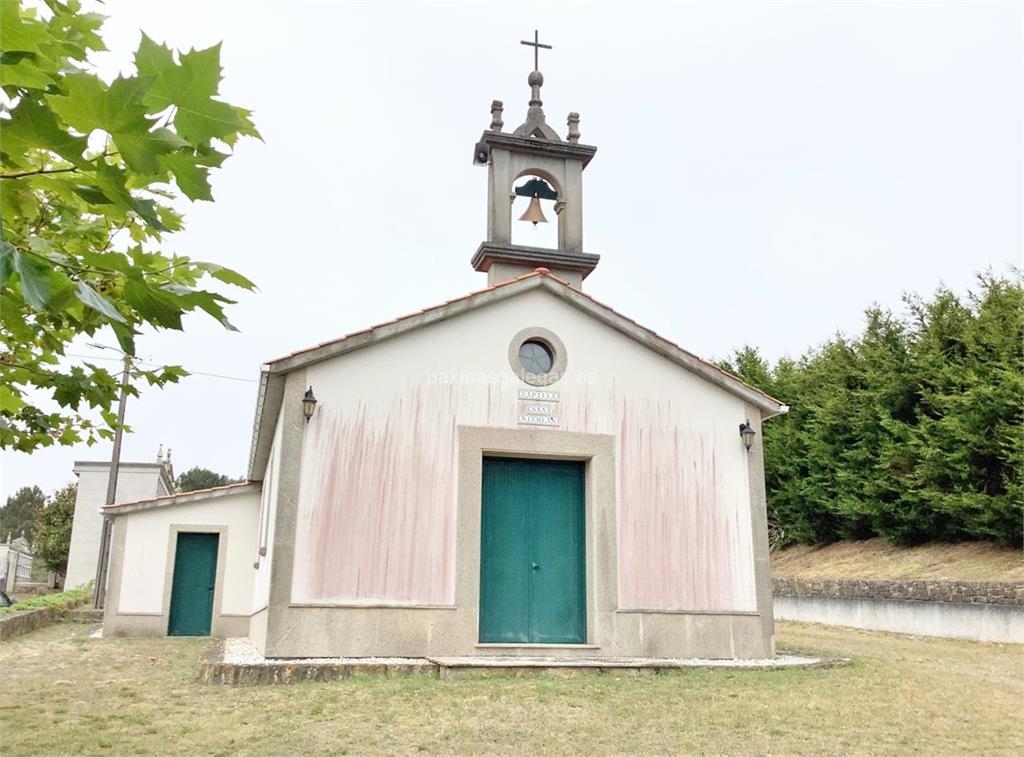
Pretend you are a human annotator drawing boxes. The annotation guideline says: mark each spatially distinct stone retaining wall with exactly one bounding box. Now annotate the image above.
[773,578,1023,606]
[0,599,90,641]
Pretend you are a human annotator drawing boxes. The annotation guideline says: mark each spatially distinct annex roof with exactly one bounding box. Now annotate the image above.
[246,269,788,480]
[101,482,261,517]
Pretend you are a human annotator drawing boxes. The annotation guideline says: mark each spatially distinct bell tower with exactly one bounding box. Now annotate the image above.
[472,31,599,288]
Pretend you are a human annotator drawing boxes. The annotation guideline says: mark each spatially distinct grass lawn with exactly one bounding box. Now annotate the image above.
[772,538,1024,582]
[1,621,1021,755]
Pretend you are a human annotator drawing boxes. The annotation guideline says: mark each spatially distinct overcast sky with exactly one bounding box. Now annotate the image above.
[1,0,1021,503]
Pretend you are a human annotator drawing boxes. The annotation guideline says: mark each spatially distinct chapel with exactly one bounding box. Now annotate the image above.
[92,34,787,660]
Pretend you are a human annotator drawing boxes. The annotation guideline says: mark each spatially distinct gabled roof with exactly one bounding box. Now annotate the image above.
[102,482,261,517]
[246,269,787,479]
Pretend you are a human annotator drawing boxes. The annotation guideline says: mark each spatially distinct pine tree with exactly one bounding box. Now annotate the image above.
[0,486,45,542]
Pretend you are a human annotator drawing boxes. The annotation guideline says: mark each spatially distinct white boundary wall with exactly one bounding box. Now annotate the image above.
[774,595,1023,644]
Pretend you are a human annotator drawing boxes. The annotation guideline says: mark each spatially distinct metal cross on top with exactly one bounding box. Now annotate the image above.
[520,30,551,72]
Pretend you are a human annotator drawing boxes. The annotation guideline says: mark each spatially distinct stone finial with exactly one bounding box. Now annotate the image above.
[163,446,175,489]
[567,112,580,143]
[490,100,504,132]
[157,443,164,462]
[528,70,544,108]
[512,70,561,141]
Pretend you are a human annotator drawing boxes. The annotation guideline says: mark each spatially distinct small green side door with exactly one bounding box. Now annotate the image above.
[168,532,218,637]
[480,457,586,644]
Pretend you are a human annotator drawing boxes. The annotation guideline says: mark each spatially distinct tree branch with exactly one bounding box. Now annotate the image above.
[0,358,58,378]
[0,165,80,180]
[1,151,118,180]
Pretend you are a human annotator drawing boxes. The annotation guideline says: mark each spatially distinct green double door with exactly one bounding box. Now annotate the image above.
[168,532,218,637]
[479,457,586,644]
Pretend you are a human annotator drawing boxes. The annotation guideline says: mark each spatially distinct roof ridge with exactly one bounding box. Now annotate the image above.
[262,269,551,366]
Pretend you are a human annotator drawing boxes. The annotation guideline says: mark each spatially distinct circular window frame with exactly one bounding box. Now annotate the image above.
[508,327,567,387]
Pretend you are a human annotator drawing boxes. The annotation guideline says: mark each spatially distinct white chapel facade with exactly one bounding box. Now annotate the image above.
[97,38,787,660]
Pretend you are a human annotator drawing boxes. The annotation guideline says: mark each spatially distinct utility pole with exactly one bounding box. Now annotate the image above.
[92,354,132,609]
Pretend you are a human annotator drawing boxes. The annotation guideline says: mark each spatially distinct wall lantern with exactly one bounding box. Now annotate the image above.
[302,386,317,423]
[739,421,756,451]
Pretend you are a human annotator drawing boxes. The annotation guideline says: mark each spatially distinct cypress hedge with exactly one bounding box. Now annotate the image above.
[722,270,1023,547]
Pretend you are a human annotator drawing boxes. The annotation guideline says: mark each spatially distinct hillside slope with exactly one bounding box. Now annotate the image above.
[772,539,1023,582]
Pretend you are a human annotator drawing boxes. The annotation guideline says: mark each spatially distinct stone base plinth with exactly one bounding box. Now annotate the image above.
[199,637,842,685]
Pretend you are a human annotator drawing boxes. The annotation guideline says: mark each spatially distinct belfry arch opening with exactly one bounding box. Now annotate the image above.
[471,50,599,286]
[510,170,561,249]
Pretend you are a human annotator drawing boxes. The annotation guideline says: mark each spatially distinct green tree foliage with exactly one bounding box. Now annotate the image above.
[0,485,45,541]
[34,481,76,573]
[0,0,259,452]
[176,466,240,493]
[723,271,1023,547]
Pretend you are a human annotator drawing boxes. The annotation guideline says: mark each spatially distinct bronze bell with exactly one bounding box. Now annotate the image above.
[518,195,548,226]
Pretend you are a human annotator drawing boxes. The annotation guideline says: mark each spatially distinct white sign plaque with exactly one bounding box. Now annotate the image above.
[519,413,559,427]
[516,390,561,427]
[518,389,560,403]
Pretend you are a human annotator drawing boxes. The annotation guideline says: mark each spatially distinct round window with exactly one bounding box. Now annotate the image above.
[518,339,554,374]
[508,328,567,387]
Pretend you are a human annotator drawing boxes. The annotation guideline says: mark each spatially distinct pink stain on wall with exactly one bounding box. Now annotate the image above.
[614,397,757,612]
[293,384,458,605]
[529,386,756,612]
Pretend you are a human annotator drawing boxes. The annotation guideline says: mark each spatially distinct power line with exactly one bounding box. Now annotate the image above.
[65,352,257,383]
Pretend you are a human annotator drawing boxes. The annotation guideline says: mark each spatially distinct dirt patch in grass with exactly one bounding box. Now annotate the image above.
[773,538,1024,582]
[1,620,1021,755]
